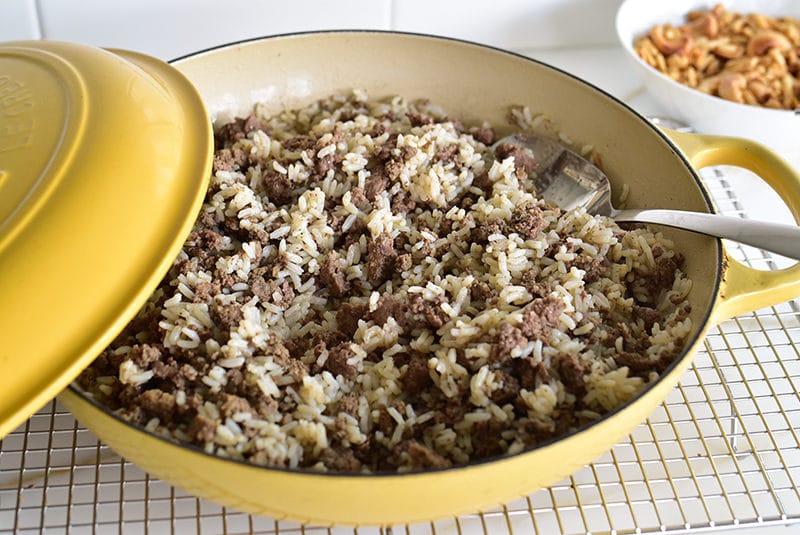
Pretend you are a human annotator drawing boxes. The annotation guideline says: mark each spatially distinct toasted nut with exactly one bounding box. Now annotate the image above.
[718,72,747,102]
[713,42,743,59]
[650,25,692,55]
[747,30,792,56]
[690,12,719,38]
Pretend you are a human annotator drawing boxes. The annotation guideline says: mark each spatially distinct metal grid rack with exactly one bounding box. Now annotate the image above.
[2,166,799,535]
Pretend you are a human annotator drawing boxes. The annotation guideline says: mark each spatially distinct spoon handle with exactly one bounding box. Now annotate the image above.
[613,209,800,260]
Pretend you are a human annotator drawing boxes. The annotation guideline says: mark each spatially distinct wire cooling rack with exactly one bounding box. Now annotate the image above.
[2,166,799,535]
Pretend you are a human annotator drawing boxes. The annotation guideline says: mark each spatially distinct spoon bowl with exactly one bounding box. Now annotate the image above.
[493,133,800,260]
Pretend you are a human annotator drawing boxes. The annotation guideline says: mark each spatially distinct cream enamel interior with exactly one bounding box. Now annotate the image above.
[58,32,800,526]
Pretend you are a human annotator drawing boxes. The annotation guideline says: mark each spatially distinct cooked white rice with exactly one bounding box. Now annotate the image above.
[79,91,692,473]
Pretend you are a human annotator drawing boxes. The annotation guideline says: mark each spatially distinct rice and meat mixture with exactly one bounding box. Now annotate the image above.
[78,91,693,473]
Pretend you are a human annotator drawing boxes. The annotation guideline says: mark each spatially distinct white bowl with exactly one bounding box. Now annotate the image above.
[615,0,800,162]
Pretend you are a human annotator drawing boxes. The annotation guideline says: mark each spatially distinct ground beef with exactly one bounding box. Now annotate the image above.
[135,390,177,422]
[435,144,459,165]
[494,142,538,176]
[516,357,549,390]
[519,296,565,341]
[211,302,244,332]
[319,252,351,297]
[219,394,253,418]
[370,295,407,329]
[470,280,497,303]
[402,440,452,469]
[336,301,369,338]
[553,353,587,396]
[390,191,416,214]
[472,218,507,243]
[509,204,547,240]
[366,232,396,287]
[129,344,162,368]
[396,253,413,273]
[490,323,528,363]
[364,173,389,201]
[402,354,432,395]
[325,343,357,378]
[643,254,684,301]
[188,415,217,443]
[213,148,248,173]
[409,294,449,329]
[406,111,434,127]
[282,135,316,152]
[320,447,362,472]
[470,126,496,145]
[263,169,293,205]
[490,371,521,405]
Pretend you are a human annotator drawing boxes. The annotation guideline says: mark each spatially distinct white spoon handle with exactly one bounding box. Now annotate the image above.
[614,209,800,260]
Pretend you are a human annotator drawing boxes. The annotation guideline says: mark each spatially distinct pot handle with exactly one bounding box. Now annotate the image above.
[664,129,800,322]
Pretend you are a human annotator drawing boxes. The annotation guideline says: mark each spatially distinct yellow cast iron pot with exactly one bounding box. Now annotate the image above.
[58,32,800,526]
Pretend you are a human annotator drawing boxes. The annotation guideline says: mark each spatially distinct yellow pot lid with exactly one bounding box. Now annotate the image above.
[0,41,213,438]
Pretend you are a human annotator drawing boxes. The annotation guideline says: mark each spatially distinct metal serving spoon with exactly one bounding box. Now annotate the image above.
[493,133,800,260]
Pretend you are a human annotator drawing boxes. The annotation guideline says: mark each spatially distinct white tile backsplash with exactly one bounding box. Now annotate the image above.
[35,0,392,59]
[0,0,624,57]
[392,0,624,50]
[0,0,40,40]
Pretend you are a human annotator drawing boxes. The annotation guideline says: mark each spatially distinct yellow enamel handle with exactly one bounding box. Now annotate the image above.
[664,129,800,322]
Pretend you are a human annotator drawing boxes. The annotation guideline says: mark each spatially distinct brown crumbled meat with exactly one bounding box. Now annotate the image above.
[519,296,565,341]
[470,280,497,303]
[570,255,609,284]
[135,390,177,421]
[211,302,244,332]
[364,173,389,201]
[490,371,521,405]
[509,204,547,240]
[644,254,684,300]
[129,344,162,368]
[319,252,351,298]
[219,394,253,418]
[402,440,452,469]
[366,232,396,287]
[472,218,506,243]
[435,144,459,164]
[406,111,434,127]
[519,269,551,299]
[409,294,449,329]
[516,357,549,390]
[336,301,369,338]
[402,354,432,395]
[282,135,316,152]
[471,420,506,459]
[325,343,357,378]
[243,113,265,134]
[284,358,309,383]
[251,278,294,308]
[188,414,217,443]
[316,154,336,177]
[470,126,496,145]
[369,295,407,329]
[151,360,186,390]
[193,280,221,303]
[190,228,227,253]
[349,187,368,207]
[320,447,362,472]
[494,142,538,177]
[613,351,656,374]
[215,117,246,146]
[396,253,413,273]
[553,353,587,396]
[262,169,293,205]
[337,394,360,416]
[472,171,494,196]
[391,191,416,214]
[212,148,248,173]
[385,159,404,181]
[633,305,662,333]
[490,323,528,363]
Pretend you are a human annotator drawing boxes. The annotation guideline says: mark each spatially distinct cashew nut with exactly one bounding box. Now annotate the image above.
[747,30,791,56]
[689,12,719,38]
[650,25,692,55]
[712,42,743,59]
[718,73,748,103]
